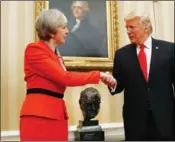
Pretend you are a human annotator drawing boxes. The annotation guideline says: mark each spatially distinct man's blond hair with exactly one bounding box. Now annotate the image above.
[124,10,153,35]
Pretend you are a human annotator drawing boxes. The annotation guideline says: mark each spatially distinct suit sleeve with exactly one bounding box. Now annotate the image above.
[109,50,124,95]
[171,43,175,90]
[25,45,100,87]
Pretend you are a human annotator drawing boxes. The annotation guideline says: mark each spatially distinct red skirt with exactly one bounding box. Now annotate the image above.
[20,116,68,141]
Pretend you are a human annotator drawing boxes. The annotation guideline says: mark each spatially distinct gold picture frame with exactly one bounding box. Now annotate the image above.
[35,1,119,70]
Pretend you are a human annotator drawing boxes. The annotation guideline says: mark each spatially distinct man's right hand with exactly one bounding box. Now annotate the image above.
[100,72,117,88]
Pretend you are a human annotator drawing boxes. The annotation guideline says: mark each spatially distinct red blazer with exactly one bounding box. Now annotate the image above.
[20,40,100,120]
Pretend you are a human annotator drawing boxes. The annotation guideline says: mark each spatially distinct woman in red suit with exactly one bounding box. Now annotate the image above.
[19,9,115,141]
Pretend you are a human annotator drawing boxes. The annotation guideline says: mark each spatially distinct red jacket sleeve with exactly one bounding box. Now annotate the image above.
[25,44,100,87]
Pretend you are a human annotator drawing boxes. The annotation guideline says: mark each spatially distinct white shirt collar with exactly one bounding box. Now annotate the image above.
[137,36,152,49]
[144,36,152,49]
[76,19,80,24]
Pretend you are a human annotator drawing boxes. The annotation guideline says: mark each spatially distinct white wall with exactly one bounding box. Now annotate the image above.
[153,1,174,42]
[1,1,34,130]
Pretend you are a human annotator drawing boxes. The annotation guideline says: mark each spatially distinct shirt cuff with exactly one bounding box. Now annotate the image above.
[110,84,117,93]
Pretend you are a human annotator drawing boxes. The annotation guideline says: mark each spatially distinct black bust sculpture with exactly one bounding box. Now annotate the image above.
[79,87,101,121]
[75,87,105,141]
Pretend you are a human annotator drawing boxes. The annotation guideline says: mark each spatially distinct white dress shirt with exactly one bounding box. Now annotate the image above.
[71,19,80,32]
[111,36,152,92]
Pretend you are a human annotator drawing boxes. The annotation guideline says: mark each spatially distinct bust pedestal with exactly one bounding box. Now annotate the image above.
[74,120,105,141]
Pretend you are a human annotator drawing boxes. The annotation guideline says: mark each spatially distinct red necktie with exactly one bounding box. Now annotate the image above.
[138,44,147,81]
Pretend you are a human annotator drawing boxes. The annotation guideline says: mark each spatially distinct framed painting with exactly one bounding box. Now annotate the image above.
[35,0,119,70]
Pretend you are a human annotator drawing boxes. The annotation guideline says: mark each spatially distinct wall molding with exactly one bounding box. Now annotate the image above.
[1,122,124,141]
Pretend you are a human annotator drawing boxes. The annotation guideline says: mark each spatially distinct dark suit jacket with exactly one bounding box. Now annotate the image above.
[110,38,175,139]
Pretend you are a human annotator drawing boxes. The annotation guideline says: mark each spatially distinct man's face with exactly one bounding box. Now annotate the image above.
[125,17,148,44]
[72,5,85,20]
[83,101,100,120]
[80,94,100,121]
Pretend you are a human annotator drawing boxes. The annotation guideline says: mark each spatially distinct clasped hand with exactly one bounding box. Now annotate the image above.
[100,72,117,88]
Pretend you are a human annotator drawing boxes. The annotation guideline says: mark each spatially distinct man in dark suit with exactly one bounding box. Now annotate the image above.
[59,1,107,57]
[104,11,175,140]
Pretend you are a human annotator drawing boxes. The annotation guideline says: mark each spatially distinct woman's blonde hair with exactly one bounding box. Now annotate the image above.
[35,9,67,41]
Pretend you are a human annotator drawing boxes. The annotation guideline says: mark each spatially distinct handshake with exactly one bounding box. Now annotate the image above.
[100,72,117,88]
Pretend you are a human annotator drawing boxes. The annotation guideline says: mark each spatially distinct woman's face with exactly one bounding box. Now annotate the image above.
[52,25,69,45]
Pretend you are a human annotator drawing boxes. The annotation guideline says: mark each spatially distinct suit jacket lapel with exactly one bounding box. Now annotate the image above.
[130,44,140,69]
[38,40,58,61]
[148,38,159,83]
